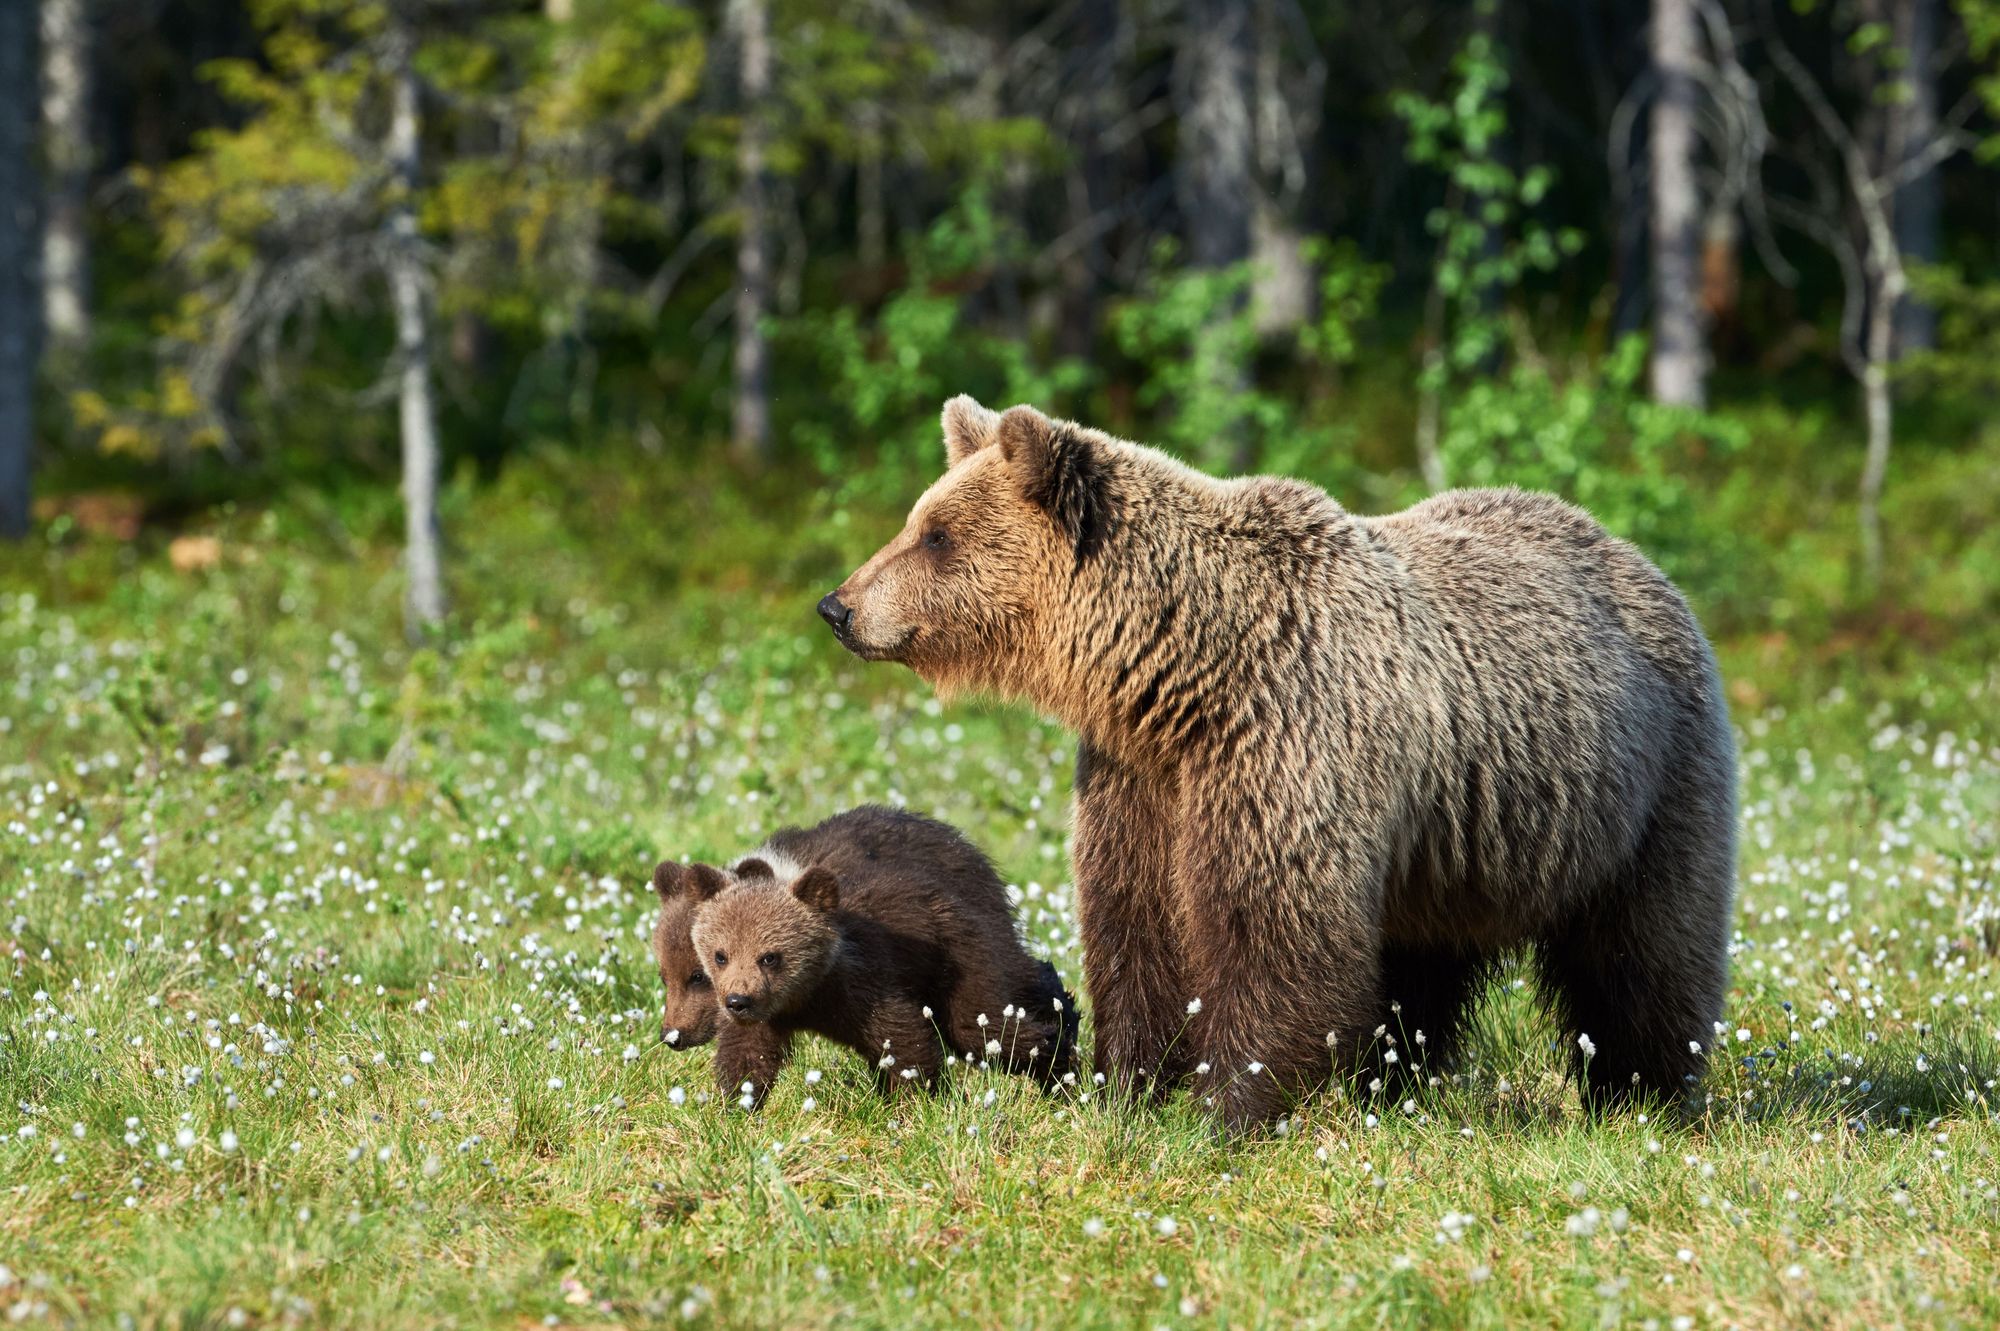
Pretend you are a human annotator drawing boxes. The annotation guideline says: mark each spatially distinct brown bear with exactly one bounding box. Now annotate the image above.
[663,806,1078,1107]
[817,396,1737,1130]
[648,860,725,1050]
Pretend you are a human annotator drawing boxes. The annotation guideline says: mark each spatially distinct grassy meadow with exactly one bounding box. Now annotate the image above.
[2,445,1998,1330]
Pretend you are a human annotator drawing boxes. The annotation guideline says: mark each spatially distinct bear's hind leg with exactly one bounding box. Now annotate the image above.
[1537,793,1734,1111]
[1376,944,1492,1088]
[864,999,946,1095]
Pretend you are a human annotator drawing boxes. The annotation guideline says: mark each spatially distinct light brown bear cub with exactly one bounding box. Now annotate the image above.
[819,396,1738,1131]
[654,805,1078,1108]
[648,860,724,1050]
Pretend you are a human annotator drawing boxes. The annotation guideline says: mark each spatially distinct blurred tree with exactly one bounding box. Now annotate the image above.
[141,0,465,634]
[1175,0,1255,469]
[730,0,772,468]
[1651,0,1708,406]
[386,10,444,636]
[1754,0,1974,584]
[42,0,93,352]
[1888,0,1942,354]
[0,0,34,540]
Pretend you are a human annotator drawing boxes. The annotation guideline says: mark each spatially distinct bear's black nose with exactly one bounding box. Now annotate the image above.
[724,993,754,1014]
[817,592,852,634]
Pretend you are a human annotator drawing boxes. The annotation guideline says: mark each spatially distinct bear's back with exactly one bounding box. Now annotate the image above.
[754,805,1019,946]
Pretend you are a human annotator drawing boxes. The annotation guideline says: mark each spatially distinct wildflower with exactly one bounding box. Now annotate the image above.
[1577,1033,1597,1058]
[1186,998,1203,1015]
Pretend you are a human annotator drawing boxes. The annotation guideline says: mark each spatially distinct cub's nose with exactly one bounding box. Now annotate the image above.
[724,993,754,1015]
[817,592,851,634]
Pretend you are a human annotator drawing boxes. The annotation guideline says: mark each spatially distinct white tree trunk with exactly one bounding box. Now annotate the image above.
[40,0,90,350]
[0,0,37,540]
[1858,266,1901,587]
[1649,0,1707,407]
[388,39,445,638]
[730,0,772,469]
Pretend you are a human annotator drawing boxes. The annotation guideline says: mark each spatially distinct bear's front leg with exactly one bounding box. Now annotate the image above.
[1175,783,1385,1133]
[1073,741,1193,1101]
[714,1020,792,1109]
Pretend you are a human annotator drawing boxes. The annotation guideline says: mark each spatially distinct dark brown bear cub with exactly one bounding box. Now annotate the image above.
[675,805,1077,1107]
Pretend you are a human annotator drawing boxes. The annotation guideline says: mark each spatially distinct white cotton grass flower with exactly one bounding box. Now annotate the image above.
[1186,998,1203,1015]
[1155,1216,1179,1237]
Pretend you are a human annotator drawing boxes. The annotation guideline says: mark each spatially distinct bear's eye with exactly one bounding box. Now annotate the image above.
[713,950,728,968]
[922,527,949,551]
[685,970,708,989]
[758,951,783,970]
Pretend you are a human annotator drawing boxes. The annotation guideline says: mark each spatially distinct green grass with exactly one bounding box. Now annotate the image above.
[2,448,1998,1329]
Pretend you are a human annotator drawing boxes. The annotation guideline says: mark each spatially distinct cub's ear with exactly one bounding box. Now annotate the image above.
[654,861,728,902]
[942,394,999,467]
[995,404,1112,564]
[790,866,840,913]
[734,857,775,880]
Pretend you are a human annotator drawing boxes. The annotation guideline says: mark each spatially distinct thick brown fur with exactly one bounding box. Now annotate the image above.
[648,861,730,1049]
[822,397,1738,1131]
[686,806,1079,1107]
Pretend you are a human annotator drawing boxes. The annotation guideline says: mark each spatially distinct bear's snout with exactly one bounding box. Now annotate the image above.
[817,591,852,636]
[724,992,756,1017]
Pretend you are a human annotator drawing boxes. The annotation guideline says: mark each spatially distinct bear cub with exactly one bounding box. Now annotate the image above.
[648,860,724,1051]
[654,805,1077,1107]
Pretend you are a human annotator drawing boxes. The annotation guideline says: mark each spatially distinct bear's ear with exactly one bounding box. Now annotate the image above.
[734,857,775,880]
[655,861,727,902]
[942,394,999,467]
[790,866,840,913]
[996,405,1113,564]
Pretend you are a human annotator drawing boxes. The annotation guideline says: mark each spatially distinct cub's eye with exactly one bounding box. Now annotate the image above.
[713,950,728,968]
[685,971,709,989]
[922,527,949,550]
[758,951,783,970]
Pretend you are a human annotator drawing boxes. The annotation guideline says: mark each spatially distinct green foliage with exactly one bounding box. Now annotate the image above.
[780,195,1093,483]
[1393,17,1583,386]
[1109,238,1387,474]
[1437,336,1752,598]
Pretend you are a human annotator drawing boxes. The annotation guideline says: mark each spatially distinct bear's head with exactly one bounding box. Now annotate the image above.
[817,396,1112,701]
[689,862,844,1024]
[648,860,731,1048]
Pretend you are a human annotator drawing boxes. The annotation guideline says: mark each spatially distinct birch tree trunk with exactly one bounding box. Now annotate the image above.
[1649,0,1707,407]
[1858,261,1903,586]
[730,0,772,470]
[387,31,446,638]
[41,0,91,350]
[0,0,37,540]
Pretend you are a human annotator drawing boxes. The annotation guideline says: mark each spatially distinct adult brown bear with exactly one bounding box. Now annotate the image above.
[818,397,1737,1131]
